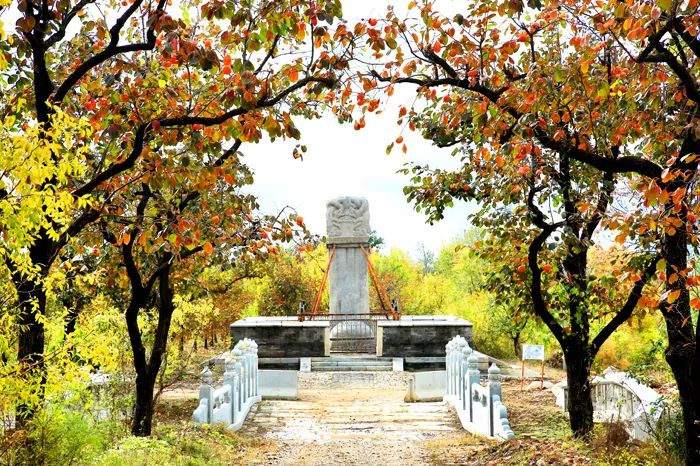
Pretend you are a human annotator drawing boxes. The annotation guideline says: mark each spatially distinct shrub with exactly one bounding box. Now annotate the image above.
[651,398,685,464]
[1,407,126,465]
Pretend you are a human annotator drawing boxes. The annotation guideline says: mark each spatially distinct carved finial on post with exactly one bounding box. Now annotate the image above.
[224,358,236,380]
[488,363,503,401]
[201,367,213,385]
[461,341,473,360]
[488,363,501,382]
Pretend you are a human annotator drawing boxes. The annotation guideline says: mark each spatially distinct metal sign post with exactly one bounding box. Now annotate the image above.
[521,344,545,390]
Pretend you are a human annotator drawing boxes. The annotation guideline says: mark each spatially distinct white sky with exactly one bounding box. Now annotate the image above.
[244,1,476,258]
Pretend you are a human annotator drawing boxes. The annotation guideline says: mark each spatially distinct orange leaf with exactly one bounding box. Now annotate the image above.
[203,242,214,255]
[667,289,681,304]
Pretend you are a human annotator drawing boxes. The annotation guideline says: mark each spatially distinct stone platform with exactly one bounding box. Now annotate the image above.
[230,315,473,369]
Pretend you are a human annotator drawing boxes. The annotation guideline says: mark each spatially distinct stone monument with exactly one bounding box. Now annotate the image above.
[326,196,370,314]
[230,195,474,367]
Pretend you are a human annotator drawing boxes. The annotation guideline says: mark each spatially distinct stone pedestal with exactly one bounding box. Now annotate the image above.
[326,197,370,314]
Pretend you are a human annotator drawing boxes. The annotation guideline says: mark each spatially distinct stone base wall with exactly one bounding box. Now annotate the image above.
[230,316,473,362]
[230,323,326,358]
[379,324,473,358]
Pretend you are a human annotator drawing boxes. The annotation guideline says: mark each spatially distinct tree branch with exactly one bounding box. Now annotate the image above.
[590,254,661,355]
[46,0,98,48]
[52,0,167,103]
[528,226,566,343]
[373,70,663,179]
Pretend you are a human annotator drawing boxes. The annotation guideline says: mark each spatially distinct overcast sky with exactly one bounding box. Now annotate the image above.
[244,1,476,258]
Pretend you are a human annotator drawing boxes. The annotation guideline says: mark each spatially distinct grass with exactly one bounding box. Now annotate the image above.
[95,397,269,465]
[423,380,676,466]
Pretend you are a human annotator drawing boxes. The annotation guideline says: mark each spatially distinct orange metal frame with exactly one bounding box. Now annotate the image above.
[306,246,336,321]
[304,244,400,321]
[359,244,400,320]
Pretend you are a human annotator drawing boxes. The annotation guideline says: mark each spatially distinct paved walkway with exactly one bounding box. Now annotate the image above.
[239,372,461,465]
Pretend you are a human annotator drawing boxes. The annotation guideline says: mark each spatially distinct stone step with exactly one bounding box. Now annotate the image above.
[311,360,392,366]
[311,365,393,372]
[239,397,461,442]
[311,357,393,362]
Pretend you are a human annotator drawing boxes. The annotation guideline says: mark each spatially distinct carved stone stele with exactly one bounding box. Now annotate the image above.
[325,196,370,314]
[326,196,370,243]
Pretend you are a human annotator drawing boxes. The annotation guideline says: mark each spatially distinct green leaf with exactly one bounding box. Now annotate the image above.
[597,82,609,98]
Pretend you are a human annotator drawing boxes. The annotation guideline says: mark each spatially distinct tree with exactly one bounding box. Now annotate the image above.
[368,229,385,251]
[95,160,300,435]
[257,245,324,316]
[415,242,435,276]
[346,0,676,439]
[3,0,350,421]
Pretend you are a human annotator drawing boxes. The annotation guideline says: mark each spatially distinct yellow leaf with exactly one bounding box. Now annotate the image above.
[580,59,591,74]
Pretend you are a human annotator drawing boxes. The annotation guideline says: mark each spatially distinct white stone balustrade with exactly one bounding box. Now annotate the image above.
[192,338,261,431]
[444,335,514,440]
[558,367,662,441]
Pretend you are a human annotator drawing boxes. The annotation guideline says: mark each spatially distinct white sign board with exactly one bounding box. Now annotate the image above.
[522,344,545,361]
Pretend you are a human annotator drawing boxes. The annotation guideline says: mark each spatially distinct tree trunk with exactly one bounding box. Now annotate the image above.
[131,373,156,436]
[660,208,700,465]
[512,333,521,360]
[564,345,594,437]
[15,280,47,422]
[130,263,177,436]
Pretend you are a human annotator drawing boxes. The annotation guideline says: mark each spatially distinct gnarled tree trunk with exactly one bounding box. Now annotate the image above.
[563,344,594,437]
[660,224,700,465]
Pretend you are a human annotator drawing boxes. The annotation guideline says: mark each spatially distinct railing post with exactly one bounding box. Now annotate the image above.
[461,342,473,412]
[233,347,244,414]
[251,340,259,397]
[243,346,250,402]
[445,340,454,397]
[488,364,502,436]
[201,367,214,423]
[224,357,237,425]
[456,337,466,406]
[466,353,480,423]
[240,339,250,402]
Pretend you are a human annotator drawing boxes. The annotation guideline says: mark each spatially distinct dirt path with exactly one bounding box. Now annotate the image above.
[238,372,462,465]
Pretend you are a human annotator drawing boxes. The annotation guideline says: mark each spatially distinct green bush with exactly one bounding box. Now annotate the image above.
[95,423,258,466]
[3,407,126,465]
[651,399,686,465]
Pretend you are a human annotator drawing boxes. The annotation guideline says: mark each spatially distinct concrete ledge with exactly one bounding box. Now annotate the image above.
[259,370,298,400]
[228,395,262,431]
[405,370,446,402]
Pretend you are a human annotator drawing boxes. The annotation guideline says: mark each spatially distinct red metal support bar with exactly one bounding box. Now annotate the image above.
[307,245,336,321]
[359,244,400,320]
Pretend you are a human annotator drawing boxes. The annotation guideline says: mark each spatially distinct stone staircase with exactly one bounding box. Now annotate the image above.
[310,356,393,372]
[237,372,462,465]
